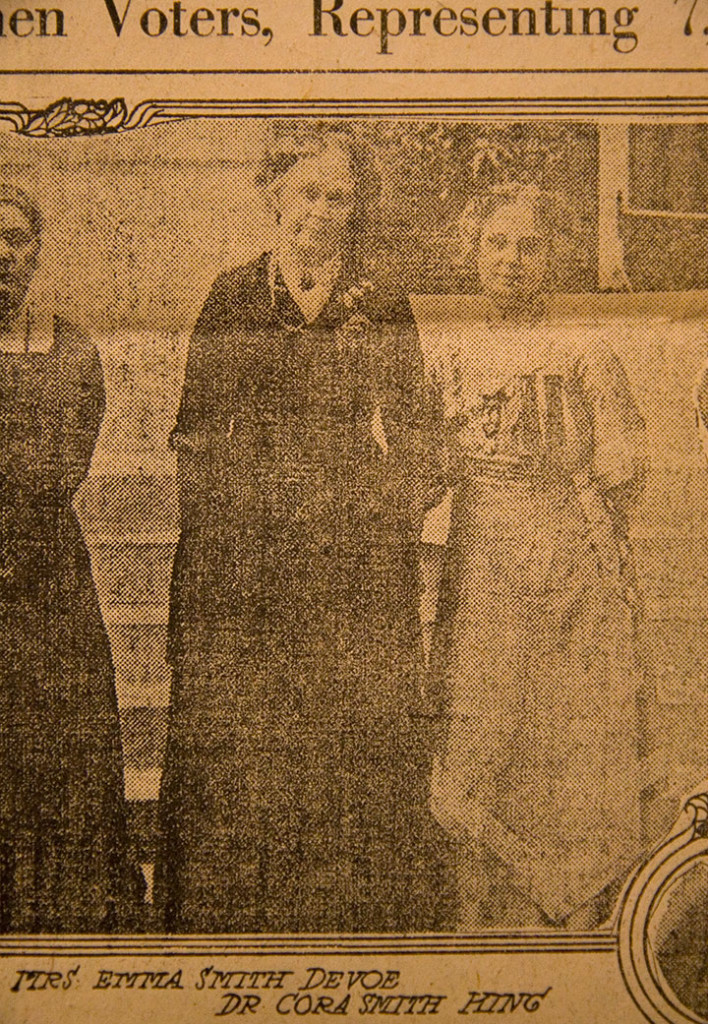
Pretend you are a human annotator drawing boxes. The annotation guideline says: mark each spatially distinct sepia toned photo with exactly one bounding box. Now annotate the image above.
[1,110,708,1021]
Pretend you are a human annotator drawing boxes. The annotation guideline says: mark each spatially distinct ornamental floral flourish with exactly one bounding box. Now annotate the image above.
[335,279,375,354]
[14,98,128,138]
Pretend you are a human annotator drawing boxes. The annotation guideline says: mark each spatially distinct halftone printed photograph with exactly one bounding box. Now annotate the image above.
[1,111,708,1022]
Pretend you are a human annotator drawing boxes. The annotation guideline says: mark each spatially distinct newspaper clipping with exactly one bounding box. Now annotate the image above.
[1,3,708,1021]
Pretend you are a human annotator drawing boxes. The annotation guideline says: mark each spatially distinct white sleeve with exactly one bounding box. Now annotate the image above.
[421,488,453,546]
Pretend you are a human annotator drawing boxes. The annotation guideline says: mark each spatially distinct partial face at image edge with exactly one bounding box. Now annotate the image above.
[0,202,41,325]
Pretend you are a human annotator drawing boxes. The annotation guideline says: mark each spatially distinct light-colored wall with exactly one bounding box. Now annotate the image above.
[1,117,269,471]
[2,119,707,809]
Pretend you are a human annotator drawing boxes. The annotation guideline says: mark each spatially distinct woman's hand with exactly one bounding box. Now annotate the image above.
[574,476,623,586]
[588,511,623,583]
[169,429,216,453]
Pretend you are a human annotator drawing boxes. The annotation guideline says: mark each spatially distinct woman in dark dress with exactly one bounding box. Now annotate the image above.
[154,125,453,933]
[0,186,142,932]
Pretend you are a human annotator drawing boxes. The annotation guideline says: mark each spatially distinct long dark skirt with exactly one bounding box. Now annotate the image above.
[155,516,454,933]
[0,504,143,933]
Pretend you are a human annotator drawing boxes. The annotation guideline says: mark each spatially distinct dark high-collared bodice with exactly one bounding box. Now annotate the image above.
[0,316,142,933]
[155,253,453,933]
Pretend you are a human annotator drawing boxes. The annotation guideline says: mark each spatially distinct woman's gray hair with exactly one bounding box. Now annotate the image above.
[0,185,43,240]
[257,120,381,220]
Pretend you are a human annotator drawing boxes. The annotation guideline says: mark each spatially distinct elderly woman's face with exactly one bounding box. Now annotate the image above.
[274,145,356,261]
[476,202,550,307]
[0,203,40,321]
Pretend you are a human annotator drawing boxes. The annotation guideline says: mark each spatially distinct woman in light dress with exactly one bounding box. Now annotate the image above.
[427,183,655,929]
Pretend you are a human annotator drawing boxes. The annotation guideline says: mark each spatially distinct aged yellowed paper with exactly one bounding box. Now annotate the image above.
[1,2,708,1021]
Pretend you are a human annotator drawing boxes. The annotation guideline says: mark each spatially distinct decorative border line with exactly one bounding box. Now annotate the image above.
[0,934,618,956]
[1,66,708,74]
[1,98,707,1024]
[618,796,708,1024]
[10,96,708,136]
